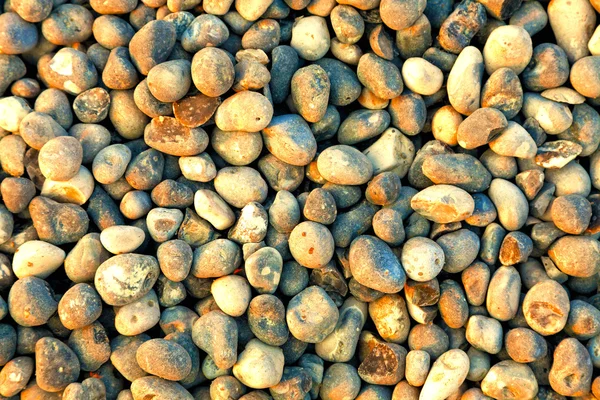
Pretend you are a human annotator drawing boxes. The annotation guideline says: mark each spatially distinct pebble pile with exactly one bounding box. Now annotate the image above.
[1,0,600,398]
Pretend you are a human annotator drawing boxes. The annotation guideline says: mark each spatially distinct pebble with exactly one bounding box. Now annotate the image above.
[41,166,96,205]
[548,0,596,63]
[136,338,192,381]
[411,184,475,223]
[0,13,39,55]
[357,53,403,100]
[35,337,80,392]
[420,349,469,400]
[400,237,444,281]
[29,196,90,245]
[320,363,360,400]
[211,275,251,317]
[12,240,64,279]
[95,254,160,306]
[523,279,570,336]
[549,338,593,396]
[286,286,339,343]
[317,145,373,185]
[0,356,34,397]
[401,57,443,96]
[262,114,317,166]
[100,225,146,254]
[481,361,538,399]
[486,266,521,322]
[488,178,529,231]
[233,339,284,389]
[130,376,193,400]
[190,239,242,278]
[438,0,487,54]
[290,16,330,61]
[129,20,177,75]
[483,25,532,75]
[422,153,491,193]
[349,235,406,293]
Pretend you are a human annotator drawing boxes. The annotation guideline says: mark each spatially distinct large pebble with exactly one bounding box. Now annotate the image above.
[419,349,469,400]
[8,277,57,327]
[262,115,317,166]
[12,240,65,279]
[401,58,443,96]
[129,20,177,75]
[136,339,192,381]
[233,339,284,389]
[549,338,593,396]
[400,237,444,281]
[349,235,406,293]
[523,280,570,336]
[317,145,374,185]
[488,178,528,231]
[95,254,160,306]
[29,196,89,245]
[411,184,475,223]
[215,91,273,133]
[481,361,538,400]
[289,221,334,269]
[144,117,209,157]
[548,0,596,63]
[35,337,80,392]
[286,286,339,343]
[290,16,330,61]
[548,235,600,277]
[214,167,268,208]
[483,25,532,75]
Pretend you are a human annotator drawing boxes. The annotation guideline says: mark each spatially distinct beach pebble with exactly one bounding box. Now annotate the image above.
[401,58,443,96]
[192,311,238,370]
[233,339,284,389]
[357,53,403,100]
[0,13,38,54]
[483,25,532,75]
[211,275,251,317]
[291,16,330,61]
[420,349,469,400]
[290,65,330,123]
[488,178,528,231]
[570,56,600,99]
[349,235,406,293]
[457,108,508,150]
[400,237,444,281]
[262,114,317,166]
[190,239,242,278]
[95,254,160,306]
[548,235,600,277]
[286,286,339,343]
[130,376,193,400]
[481,361,538,400]
[523,280,570,336]
[411,184,475,223]
[320,363,361,400]
[8,277,57,327]
[548,0,596,63]
[549,338,593,396]
[486,266,521,322]
[35,337,80,392]
[136,339,192,381]
[129,20,177,75]
[30,196,90,244]
[12,240,65,279]
[100,226,145,254]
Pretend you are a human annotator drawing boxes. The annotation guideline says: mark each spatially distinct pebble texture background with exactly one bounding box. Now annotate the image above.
[0,0,600,399]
